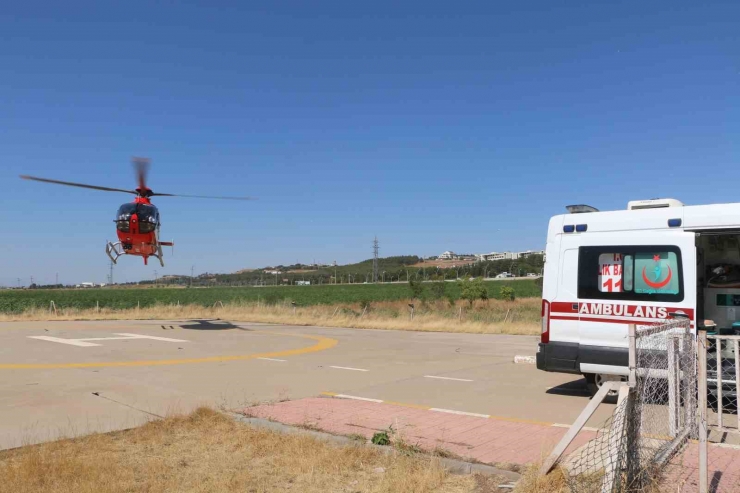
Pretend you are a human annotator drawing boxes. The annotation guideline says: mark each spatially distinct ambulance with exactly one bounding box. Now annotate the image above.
[536,198,740,396]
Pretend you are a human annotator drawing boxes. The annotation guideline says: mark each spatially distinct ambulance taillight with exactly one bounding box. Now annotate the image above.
[541,299,550,343]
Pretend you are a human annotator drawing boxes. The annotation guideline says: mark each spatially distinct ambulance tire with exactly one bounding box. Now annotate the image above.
[585,373,620,404]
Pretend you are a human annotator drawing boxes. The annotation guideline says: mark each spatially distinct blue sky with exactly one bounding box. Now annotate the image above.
[1,1,738,285]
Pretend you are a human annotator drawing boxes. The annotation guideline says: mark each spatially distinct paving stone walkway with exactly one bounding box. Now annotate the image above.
[244,396,740,492]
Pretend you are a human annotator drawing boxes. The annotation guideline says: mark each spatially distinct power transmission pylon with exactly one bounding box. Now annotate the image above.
[372,236,379,283]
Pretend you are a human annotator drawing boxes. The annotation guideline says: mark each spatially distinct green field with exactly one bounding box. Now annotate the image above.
[0,279,541,313]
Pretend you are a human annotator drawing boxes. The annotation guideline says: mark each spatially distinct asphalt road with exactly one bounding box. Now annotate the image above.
[0,319,611,449]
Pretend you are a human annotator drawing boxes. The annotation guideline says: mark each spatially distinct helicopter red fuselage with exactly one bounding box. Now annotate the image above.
[113,195,172,266]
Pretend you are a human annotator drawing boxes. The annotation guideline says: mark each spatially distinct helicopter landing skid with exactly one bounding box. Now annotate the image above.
[106,241,124,265]
[105,241,166,268]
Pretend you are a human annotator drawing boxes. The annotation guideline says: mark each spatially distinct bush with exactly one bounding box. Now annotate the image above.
[371,424,394,446]
[430,281,446,300]
[458,278,488,307]
[359,299,371,311]
[408,279,425,299]
[500,286,516,301]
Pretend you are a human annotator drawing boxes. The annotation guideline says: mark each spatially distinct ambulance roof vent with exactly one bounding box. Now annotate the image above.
[566,204,599,214]
[627,198,684,210]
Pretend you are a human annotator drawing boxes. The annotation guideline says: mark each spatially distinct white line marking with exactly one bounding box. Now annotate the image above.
[258,357,287,362]
[329,366,369,372]
[112,333,189,342]
[430,408,490,419]
[28,336,100,347]
[514,355,536,364]
[424,375,474,382]
[552,423,600,432]
[28,333,188,347]
[334,394,383,403]
[76,337,148,341]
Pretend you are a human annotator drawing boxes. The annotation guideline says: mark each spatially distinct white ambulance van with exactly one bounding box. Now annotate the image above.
[537,198,740,395]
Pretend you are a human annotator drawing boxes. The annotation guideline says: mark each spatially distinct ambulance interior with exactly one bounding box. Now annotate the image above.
[696,232,740,336]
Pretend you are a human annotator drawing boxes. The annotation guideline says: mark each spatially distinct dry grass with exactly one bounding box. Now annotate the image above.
[0,407,476,493]
[512,464,570,493]
[0,299,540,336]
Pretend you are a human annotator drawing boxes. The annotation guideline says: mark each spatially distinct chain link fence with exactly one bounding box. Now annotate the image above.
[697,331,740,493]
[557,318,695,492]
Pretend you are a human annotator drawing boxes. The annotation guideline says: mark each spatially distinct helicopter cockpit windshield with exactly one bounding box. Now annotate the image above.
[116,203,160,234]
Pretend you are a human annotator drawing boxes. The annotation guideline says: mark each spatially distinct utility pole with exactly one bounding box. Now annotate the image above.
[17,278,20,288]
[154,270,158,285]
[108,260,114,285]
[30,275,33,286]
[56,273,59,286]
[190,265,195,287]
[333,261,337,284]
[372,236,379,283]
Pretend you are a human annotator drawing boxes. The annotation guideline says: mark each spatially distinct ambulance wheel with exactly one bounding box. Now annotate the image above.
[585,373,623,403]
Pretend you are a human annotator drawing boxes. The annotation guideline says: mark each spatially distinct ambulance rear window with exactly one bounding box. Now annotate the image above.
[579,246,683,302]
[598,253,623,293]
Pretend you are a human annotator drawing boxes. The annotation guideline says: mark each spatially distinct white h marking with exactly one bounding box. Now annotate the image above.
[28,333,188,347]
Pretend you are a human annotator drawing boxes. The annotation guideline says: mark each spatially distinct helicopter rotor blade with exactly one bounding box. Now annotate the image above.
[19,175,136,195]
[150,192,255,200]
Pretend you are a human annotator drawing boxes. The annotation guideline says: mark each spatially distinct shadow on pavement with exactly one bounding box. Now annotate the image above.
[178,319,248,331]
[546,378,591,397]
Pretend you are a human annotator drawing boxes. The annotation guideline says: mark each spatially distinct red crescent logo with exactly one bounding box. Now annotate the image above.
[642,265,672,289]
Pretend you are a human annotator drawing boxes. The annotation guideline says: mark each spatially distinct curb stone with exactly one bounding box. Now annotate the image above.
[513,355,536,364]
[232,414,521,483]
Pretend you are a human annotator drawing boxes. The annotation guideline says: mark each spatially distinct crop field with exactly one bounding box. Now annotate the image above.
[0,279,540,313]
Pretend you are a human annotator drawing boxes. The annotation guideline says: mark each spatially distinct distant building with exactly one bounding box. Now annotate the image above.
[517,250,545,258]
[439,251,456,260]
[477,250,545,262]
[479,252,517,261]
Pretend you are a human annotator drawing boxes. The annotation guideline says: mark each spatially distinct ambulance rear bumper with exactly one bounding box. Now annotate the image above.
[537,341,580,374]
[537,341,628,375]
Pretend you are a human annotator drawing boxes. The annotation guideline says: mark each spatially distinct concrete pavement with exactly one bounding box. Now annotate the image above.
[0,319,607,449]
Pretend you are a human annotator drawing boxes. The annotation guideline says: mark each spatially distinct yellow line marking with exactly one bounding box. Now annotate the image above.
[0,331,338,369]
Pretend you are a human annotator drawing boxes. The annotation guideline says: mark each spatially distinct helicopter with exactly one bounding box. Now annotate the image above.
[20,157,253,267]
